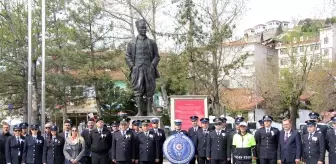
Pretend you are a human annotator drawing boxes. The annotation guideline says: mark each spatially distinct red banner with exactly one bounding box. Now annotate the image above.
[174,99,205,130]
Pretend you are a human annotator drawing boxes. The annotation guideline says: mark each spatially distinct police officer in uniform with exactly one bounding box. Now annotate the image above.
[196,118,210,164]
[326,116,336,162]
[149,118,165,164]
[20,123,29,139]
[220,117,229,132]
[88,118,112,164]
[302,120,325,164]
[229,117,245,164]
[169,120,188,136]
[206,118,230,164]
[111,121,120,133]
[255,120,264,164]
[302,112,327,136]
[6,125,24,164]
[22,124,44,164]
[112,119,136,164]
[42,126,65,164]
[132,120,141,136]
[254,115,279,164]
[136,120,159,164]
[188,116,200,164]
[232,122,256,164]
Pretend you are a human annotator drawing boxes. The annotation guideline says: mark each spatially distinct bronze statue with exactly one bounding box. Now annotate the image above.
[125,19,160,116]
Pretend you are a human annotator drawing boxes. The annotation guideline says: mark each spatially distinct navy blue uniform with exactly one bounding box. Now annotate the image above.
[196,128,210,164]
[254,127,279,164]
[188,126,200,164]
[22,135,44,164]
[136,131,159,164]
[149,128,165,164]
[111,130,136,164]
[325,129,336,162]
[302,132,325,164]
[5,136,24,164]
[206,130,230,164]
[169,130,188,136]
[42,136,65,164]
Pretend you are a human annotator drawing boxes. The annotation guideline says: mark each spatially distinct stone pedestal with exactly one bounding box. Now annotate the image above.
[129,116,162,128]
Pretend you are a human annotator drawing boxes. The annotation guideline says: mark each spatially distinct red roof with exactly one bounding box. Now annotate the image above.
[220,88,264,111]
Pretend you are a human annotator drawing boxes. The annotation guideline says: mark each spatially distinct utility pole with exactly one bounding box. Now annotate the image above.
[27,0,32,130]
[41,0,46,131]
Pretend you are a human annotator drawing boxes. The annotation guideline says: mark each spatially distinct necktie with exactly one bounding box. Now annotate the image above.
[66,132,68,138]
[154,129,158,133]
[17,137,20,144]
[194,127,196,132]
[33,136,36,141]
[309,133,313,141]
[122,131,125,136]
[217,131,220,136]
[266,129,269,133]
[284,133,288,142]
[146,133,148,137]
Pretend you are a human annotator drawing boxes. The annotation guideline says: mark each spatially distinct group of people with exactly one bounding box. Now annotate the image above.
[0,111,335,164]
[0,117,166,164]
[176,112,335,164]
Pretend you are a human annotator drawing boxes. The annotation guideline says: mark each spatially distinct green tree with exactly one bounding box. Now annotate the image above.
[67,0,115,117]
[261,30,320,128]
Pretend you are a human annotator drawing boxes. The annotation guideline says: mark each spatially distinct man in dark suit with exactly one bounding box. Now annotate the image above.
[136,120,159,164]
[196,118,210,164]
[6,125,24,164]
[254,115,280,164]
[0,122,11,163]
[188,116,200,164]
[88,118,112,164]
[206,118,230,164]
[302,112,327,136]
[81,118,95,164]
[277,119,301,164]
[302,120,325,164]
[149,118,165,164]
[325,117,336,162]
[169,120,188,136]
[125,19,160,116]
[112,119,136,164]
[59,120,71,139]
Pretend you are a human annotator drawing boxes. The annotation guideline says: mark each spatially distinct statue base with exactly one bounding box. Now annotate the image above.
[129,116,162,128]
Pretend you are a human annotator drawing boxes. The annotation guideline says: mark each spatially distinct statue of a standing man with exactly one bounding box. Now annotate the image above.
[126,19,160,116]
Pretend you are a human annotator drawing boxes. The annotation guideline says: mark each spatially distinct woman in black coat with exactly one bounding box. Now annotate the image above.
[42,126,65,164]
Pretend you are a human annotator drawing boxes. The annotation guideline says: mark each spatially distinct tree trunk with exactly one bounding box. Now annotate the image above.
[151,0,156,41]
[127,0,135,39]
[289,105,298,130]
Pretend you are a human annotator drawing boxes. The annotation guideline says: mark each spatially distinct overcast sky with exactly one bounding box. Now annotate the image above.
[234,0,333,36]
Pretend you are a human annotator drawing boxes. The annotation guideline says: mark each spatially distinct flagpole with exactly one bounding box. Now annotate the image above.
[27,0,32,129]
[41,0,46,132]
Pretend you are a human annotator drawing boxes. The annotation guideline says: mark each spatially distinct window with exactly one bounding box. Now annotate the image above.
[324,37,329,44]
[324,49,329,56]
[315,44,320,50]
[299,46,304,52]
[276,22,280,25]
[283,23,288,26]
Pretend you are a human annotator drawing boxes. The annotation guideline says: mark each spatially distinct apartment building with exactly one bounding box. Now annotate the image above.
[221,41,278,89]
[276,25,336,70]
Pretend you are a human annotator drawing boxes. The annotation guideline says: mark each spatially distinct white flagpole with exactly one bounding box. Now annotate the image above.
[41,0,46,131]
[27,0,32,129]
